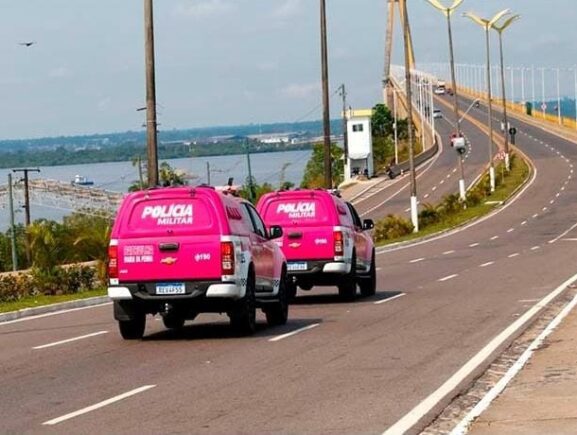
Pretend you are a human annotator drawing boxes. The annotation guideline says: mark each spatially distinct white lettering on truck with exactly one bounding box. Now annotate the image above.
[142,204,193,225]
[276,202,316,219]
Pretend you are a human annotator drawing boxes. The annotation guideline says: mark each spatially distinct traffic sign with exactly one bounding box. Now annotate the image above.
[509,127,517,136]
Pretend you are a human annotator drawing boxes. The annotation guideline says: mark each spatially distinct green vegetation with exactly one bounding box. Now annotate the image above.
[374,154,530,245]
[0,288,106,313]
[300,142,344,188]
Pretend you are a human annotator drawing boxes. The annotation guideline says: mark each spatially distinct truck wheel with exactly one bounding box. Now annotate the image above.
[230,272,256,335]
[118,315,146,340]
[265,270,289,326]
[162,314,185,329]
[359,253,376,297]
[338,254,357,301]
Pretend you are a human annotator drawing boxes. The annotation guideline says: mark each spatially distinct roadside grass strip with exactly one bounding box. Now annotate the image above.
[43,385,156,426]
[0,288,107,314]
[33,331,108,350]
[384,272,577,435]
[268,323,320,342]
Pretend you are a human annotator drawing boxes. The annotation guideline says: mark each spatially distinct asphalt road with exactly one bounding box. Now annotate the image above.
[2,102,577,434]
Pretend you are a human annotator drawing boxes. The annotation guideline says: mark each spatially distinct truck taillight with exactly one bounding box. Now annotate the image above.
[108,245,118,279]
[334,231,344,256]
[221,242,235,275]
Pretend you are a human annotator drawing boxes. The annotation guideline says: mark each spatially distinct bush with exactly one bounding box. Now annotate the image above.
[0,274,33,303]
[418,203,441,227]
[374,215,414,241]
[439,193,462,216]
[26,265,98,297]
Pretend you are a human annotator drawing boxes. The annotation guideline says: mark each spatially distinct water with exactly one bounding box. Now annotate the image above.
[0,149,312,230]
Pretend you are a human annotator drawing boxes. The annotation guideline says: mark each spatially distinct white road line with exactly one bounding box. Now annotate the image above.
[556,193,561,197]
[479,261,494,268]
[562,238,577,241]
[374,293,406,305]
[409,257,425,263]
[0,302,112,327]
[518,298,540,303]
[443,250,455,255]
[450,292,577,435]
[424,193,430,199]
[550,200,555,204]
[438,274,458,282]
[531,246,540,251]
[521,220,527,225]
[469,243,479,247]
[405,207,411,212]
[42,385,156,426]
[432,186,437,191]
[440,180,445,185]
[532,213,539,218]
[452,168,457,173]
[490,236,499,241]
[507,228,514,233]
[508,253,520,258]
[542,207,548,211]
[547,220,577,245]
[384,272,577,435]
[446,174,451,179]
[376,267,382,271]
[562,186,566,191]
[33,331,108,350]
[269,323,320,342]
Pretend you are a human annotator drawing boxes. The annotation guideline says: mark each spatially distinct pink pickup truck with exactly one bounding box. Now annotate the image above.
[107,186,288,339]
[257,189,376,300]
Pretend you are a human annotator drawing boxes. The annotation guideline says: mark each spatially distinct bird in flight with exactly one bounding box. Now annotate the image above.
[18,42,35,47]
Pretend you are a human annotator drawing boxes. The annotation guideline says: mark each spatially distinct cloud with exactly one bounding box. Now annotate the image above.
[173,0,234,18]
[97,97,112,111]
[49,67,73,79]
[280,82,319,99]
[272,0,303,19]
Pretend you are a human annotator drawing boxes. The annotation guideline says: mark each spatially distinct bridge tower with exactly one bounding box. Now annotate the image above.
[383,0,415,108]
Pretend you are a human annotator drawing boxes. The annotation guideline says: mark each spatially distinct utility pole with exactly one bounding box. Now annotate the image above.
[401,0,418,232]
[206,161,211,185]
[338,84,348,180]
[7,174,18,271]
[12,167,40,265]
[144,0,159,187]
[137,155,144,189]
[320,0,332,189]
[245,139,255,202]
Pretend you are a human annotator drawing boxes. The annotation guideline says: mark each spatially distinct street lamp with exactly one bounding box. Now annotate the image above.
[492,13,520,171]
[426,0,466,201]
[464,9,510,193]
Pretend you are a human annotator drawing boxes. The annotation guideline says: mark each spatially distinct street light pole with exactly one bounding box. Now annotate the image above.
[492,13,520,171]
[465,9,510,193]
[144,0,159,187]
[320,0,332,189]
[12,167,40,265]
[338,84,349,180]
[7,174,18,271]
[401,0,418,232]
[427,0,466,200]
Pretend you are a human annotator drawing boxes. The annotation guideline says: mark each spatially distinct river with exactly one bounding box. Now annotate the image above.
[0,149,312,231]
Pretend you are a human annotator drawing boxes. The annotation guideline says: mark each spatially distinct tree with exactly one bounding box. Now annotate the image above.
[301,142,343,188]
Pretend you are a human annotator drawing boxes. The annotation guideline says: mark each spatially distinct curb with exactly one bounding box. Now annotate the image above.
[0,296,110,324]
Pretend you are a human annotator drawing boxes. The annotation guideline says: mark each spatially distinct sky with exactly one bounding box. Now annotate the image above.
[0,0,575,140]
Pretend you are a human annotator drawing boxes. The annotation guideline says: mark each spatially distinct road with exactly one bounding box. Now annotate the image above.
[2,101,577,434]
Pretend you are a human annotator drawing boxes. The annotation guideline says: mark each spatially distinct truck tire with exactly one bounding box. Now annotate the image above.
[338,253,357,301]
[118,315,146,340]
[230,271,256,335]
[265,270,289,326]
[359,252,376,297]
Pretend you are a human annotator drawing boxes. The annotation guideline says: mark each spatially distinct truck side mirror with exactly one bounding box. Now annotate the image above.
[362,219,374,230]
[269,225,283,240]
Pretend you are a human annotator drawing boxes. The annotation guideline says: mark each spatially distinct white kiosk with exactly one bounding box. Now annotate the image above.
[344,109,374,181]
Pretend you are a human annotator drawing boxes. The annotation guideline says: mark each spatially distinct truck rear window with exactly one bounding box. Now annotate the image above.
[262,198,329,226]
[126,197,214,234]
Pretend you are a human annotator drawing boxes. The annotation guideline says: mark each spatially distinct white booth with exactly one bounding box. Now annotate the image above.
[344,109,374,181]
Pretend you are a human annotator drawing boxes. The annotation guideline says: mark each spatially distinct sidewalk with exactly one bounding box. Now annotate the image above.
[338,175,388,202]
[468,302,577,434]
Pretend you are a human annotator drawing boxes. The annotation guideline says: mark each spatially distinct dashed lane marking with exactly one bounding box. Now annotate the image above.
[33,331,109,350]
[409,257,425,263]
[438,274,458,282]
[532,214,539,218]
[531,246,540,251]
[42,385,156,426]
[508,253,520,258]
[521,221,527,225]
[479,261,494,268]
[374,293,406,305]
[490,236,499,241]
[443,250,455,255]
[269,323,320,342]
[469,243,479,247]
[507,228,514,233]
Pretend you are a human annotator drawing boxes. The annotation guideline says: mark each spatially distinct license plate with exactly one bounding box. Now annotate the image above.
[287,262,308,271]
[156,283,186,295]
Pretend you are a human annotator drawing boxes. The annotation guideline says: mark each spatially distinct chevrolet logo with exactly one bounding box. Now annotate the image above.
[288,242,301,249]
[160,257,178,265]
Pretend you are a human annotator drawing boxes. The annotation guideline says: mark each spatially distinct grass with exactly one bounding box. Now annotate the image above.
[0,288,107,314]
[378,156,530,247]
